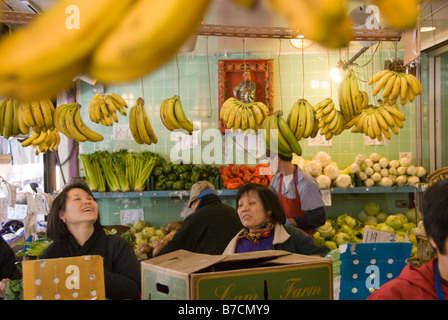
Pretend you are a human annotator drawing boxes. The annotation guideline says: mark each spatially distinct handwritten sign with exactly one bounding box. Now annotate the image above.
[363,227,399,243]
[23,255,105,300]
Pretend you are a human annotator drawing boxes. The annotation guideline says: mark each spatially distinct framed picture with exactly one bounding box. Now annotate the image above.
[218,59,274,132]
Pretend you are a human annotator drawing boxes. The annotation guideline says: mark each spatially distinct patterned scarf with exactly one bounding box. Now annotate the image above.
[237,220,274,244]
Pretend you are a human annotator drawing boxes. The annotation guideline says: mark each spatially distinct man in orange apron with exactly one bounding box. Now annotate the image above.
[269,154,326,237]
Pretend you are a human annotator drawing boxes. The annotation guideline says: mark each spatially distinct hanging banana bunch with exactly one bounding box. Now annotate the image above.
[219,97,270,134]
[129,97,158,145]
[286,99,319,140]
[87,92,128,126]
[160,95,198,135]
[313,98,346,141]
[369,70,422,106]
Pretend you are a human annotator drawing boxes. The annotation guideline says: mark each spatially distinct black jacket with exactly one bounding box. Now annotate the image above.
[40,224,141,300]
[0,236,21,281]
[157,194,243,256]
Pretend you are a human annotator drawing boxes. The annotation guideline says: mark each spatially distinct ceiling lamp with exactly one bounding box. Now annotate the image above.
[420,26,436,32]
[289,36,314,49]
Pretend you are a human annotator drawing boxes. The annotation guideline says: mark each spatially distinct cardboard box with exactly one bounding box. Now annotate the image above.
[141,249,333,300]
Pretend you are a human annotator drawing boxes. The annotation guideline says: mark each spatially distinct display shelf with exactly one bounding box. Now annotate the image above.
[92,186,422,199]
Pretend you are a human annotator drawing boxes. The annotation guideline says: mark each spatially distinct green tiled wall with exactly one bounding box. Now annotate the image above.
[79,48,417,223]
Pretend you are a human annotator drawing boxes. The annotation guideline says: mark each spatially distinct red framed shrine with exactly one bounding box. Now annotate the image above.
[218,59,274,132]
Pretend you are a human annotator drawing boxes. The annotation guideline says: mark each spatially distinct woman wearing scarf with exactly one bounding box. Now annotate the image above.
[40,183,141,300]
[223,183,329,256]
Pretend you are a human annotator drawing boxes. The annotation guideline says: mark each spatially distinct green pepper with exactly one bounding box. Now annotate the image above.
[190,171,200,183]
[152,166,164,177]
[154,181,166,191]
[165,181,174,190]
[179,171,191,181]
[184,182,193,190]
[167,173,177,181]
[172,180,185,190]
[176,164,188,174]
[162,163,173,174]
[192,166,201,173]
[157,175,167,183]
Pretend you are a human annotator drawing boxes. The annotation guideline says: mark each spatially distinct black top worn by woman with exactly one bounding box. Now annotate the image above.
[40,224,141,300]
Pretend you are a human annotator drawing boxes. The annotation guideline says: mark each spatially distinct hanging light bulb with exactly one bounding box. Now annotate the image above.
[329,67,342,83]
[289,35,314,49]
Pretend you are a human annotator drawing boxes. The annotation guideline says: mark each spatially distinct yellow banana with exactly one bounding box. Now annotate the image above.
[174,97,195,134]
[287,101,300,134]
[32,130,48,146]
[30,101,45,129]
[98,94,111,123]
[57,104,77,140]
[226,104,239,129]
[233,106,243,130]
[22,131,40,147]
[313,98,332,112]
[3,99,13,138]
[377,107,396,127]
[12,99,20,136]
[303,100,315,137]
[220,98,238,120]
[360,91,369,108]
[39,99,54,129]
[344,73,354,116]
[400,74,408,106]
[129,104,144,144]
[270,113,291,157]
[64,104,87,142]
[370,112,381,137]
[389,123,399,135]
[328,110,340,131]
[295,100,307,140]
[355,112,368,133]
[390,74,402,100]
[73,107,104,142]
[104,95,118,122]
[142,105,158,143]
[322,101,335,115]
[373,71,394,96]
[255,102,270,118]
[382,73,397,100]
[0,99,7,135]
[247,107,257,130]
[160,99,177,132]
[381,126,392,140]
[135,101,152,145]
[0,0,136,101]
[374,110,389,131]
[369,69,390,85]
[310,118,319,138]
[108,93,128,108]
[278,114,302,156]
[241,106,249,131]
[349,72,362,114]
[87,96,100,123]
[251,103,265,125]
[17,102,30,135]
[405,74,422,95]
[324,107,337,124]
[165,97,184,131]
[90,0,210,82]
[382,104,406,121]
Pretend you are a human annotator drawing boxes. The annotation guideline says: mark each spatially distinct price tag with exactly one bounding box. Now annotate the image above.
[321,189,332,206]
[120,208,144,225]
[363,227,399,243]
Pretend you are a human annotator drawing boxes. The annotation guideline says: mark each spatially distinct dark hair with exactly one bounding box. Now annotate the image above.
[235,183,286,224]
[422,178,448,254]
[46,182,102,241]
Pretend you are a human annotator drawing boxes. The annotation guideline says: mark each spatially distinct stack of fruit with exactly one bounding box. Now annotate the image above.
[160,95,198,135]
[129,97,158,145]
[219,97,270,134]
[220,163,273,189]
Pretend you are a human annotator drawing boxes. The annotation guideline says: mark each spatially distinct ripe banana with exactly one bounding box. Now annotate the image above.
[313,98,346,140]
[347,103,406,141]
[160,95,198,134]
[89,0,211,83]
[277,113,302,156]
[219,97,269,133]
[21,128,61,153]
[87,92,128,126]
[371,0,418,30]
[129,97,158,145]
[0,0,136,101]
[338,69,363,120]
[369,70,422,106]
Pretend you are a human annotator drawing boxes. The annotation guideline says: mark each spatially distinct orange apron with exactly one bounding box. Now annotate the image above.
[278,168,314,237]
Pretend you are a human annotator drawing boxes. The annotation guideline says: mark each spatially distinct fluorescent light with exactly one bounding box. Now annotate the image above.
[420,26,436,32]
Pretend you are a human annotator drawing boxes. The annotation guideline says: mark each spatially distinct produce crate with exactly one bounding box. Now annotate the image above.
[141,249,333,300]
[339,243,413,300]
